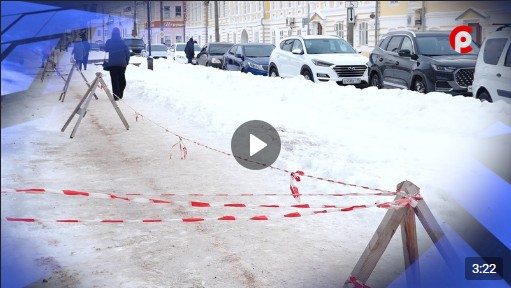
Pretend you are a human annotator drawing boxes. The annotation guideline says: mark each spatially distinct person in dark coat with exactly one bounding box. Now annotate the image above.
[80,35,91,70]
[184,37,195,64]
[71,40,85,70]
[104,27,131,100]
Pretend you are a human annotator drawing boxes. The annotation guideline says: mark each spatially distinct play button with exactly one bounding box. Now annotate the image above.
[250,134,267,156]
[231,120,281,170]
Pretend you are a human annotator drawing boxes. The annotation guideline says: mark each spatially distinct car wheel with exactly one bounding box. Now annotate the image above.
[370,73,382,88]
[478,91,493,103]
[301,69,314,82]
[413,77,427,93]
[269,66,279,77]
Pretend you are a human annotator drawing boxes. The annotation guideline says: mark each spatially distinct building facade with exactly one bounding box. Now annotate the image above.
[379,1,511,46]
[90,1,185,46]
[185,1,511,56]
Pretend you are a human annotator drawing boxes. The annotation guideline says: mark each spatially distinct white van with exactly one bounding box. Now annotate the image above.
[472,25,511,104]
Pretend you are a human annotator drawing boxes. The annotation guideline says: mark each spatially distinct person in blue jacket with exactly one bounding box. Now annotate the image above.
[104,27,130,100]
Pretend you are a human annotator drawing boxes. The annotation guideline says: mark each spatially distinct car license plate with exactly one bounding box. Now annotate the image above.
[343,78,361,84]
[467,85,472,93]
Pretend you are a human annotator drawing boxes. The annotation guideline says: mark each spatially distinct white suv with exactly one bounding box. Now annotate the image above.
[472,25,511,104]
[268,35,369,85]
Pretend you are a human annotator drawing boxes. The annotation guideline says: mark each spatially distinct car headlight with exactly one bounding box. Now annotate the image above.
[431,64,456,72]
[247,62,264,70]
[212,58,221,64]
[312,59,333,67]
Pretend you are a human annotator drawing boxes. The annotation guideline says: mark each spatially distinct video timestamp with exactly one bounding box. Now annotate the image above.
[465,257,504,280]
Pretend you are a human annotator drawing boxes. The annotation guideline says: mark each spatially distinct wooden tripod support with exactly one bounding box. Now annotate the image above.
[59,62,98,102]
[61,72,129,138]
[343,180,458,288]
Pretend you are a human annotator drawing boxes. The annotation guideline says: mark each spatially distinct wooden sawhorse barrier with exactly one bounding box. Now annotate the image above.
[343,180,458,288]
[61,72,129,138]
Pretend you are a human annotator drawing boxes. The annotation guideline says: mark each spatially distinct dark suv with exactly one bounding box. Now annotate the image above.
[368,31,480,95]
[123,38,145,56]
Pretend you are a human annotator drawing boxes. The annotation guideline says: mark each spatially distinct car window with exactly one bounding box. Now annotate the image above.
[400,36,413,52]
[228,45,237,55]
[291,40,303,52]
[244,45,275,57]
[304,38,356,54]
[210,44,233,55]
[194,44,202,51]
[176,44,185,51]
[281,39,294,52]
[386,36,403,53]
[505,44,511,67]
[379,37,391,50]
[416,35,479,56]
[483,38,508,65]
[124,39,145,46]
[235,45,243,56]
[149,45,167,51]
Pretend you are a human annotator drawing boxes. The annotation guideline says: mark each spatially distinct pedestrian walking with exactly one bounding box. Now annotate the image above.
[71,40,85,70]
[184,37,195,64]
[104,27,130,100]
[80,34,91,70]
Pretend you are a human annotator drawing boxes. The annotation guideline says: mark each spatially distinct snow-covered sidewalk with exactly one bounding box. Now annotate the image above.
[2,56,510,288]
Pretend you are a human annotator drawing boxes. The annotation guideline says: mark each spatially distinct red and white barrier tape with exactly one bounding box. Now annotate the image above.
[169,137,187,160]
[4,195,420,224]
[345,276,370,288]
[115,101,396,198]
[290,170,304,202]
[4,200,414,224]
[1,188,418,210]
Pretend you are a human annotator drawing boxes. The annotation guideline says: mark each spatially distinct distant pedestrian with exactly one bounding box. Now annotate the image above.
[40,42,51,68]
[80,35,91,70]
[104,27,130,100]
[184,37,195,64]
[71,40,85,70]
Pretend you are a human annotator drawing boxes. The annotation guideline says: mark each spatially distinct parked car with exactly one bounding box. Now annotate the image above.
[368,30,479,95]
[124,38,146,56]
[89,42,100,51]
[472,25,511,103]
[223,43,275,75]
[142,44,169,59]
[170,42,202,64]
[196,42,234,68]
[268,35,369,85]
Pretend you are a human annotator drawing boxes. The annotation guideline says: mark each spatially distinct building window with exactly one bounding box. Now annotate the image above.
[288,30,292,36]
[280,30,284,40]
[359,22,368,45]
[176,35,182,43]
[297,30,301,35]
[233,32,236,44]
[335,22,344,38]
[163,6,171,18]
[176,6,182,17]
[272,31,276,44]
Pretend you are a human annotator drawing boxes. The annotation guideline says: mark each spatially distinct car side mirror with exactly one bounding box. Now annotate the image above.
[292,48,303,55]
[411,54,419,60]
[235,53,244,60]
[356,50,362,54]
[398,49,411,57]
